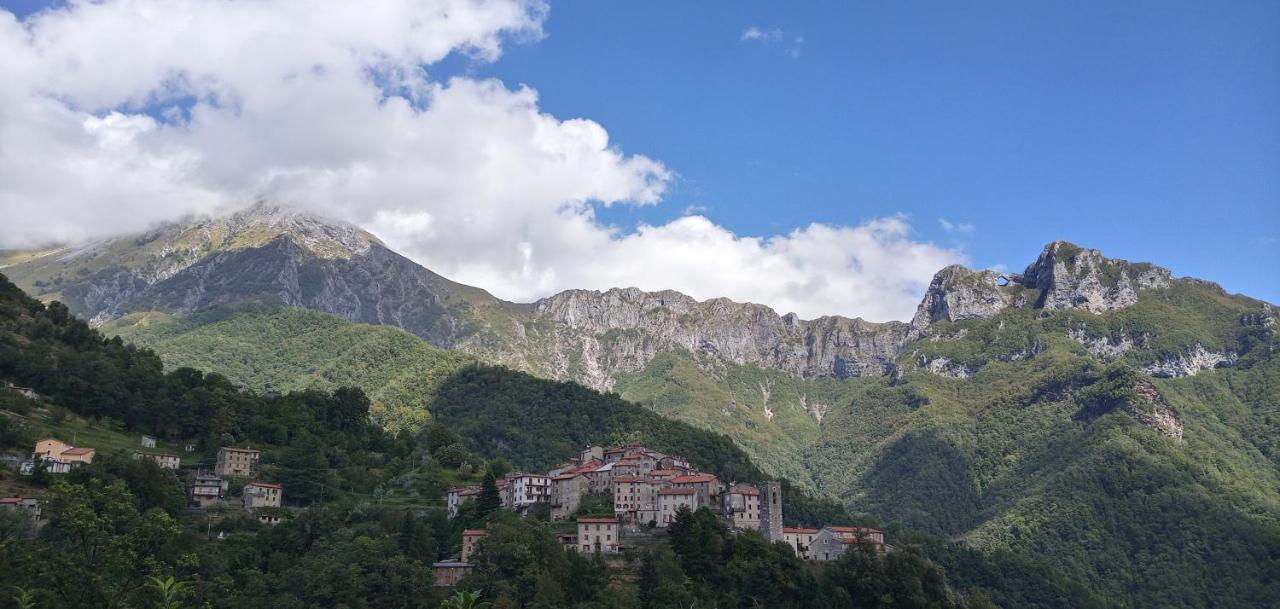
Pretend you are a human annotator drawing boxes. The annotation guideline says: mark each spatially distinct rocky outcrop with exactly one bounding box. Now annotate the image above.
[910,266,1010,333]
[1127,381,1183,440]
[1068,327,1144,360]
[1021,241,1170,313]
[1141,345,1237,378]
[917,355,975,379]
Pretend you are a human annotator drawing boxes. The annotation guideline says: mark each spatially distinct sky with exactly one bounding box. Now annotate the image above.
[0,1,1276,321]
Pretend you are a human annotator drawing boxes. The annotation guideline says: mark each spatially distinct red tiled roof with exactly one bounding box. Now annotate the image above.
[577,517,618,524]
[826,526,881,534]
[649,469,679,476]
[783,527,820,534]
[462,529,489,536]
[220,446,260,454]
[0,497,31,505]
[246,482,281,489]
[553,472,580,480]
[658,487,696,495]
[62,447,94,455]
[670,474,716,484]
[728,484,760,496]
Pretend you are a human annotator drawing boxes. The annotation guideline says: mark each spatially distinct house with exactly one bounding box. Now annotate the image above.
[506,472,551,512]
[141,435,157,448]
[0,496,41,521]
[806,526,886,561]
[580,446,604,462]
[190,471,226,509]
[461,529,488,562]
[215,447,260,477]
[659,455,692,473]
[551,472,587,521]
[782,527,820,557]
[446,486,480,519]
[670,473,721,509]
[613,475,660,525]
[648,469,680,483]
[576,517,619,553]
[242,482,282,510]
[132,451,180,470]
[823,526,886,554]
[722,484,761,530]
[254,509,284,525]
[585,462,614,495]
[4,383,39,400]
[34,438,95,465]
[657,487,697,527]
[431,560,473,587]
[555,532,579,551]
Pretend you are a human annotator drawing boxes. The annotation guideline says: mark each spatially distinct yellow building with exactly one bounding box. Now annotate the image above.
[34,438,95,464]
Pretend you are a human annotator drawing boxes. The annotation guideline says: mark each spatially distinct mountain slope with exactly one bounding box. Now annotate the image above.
[82,223,1280,606]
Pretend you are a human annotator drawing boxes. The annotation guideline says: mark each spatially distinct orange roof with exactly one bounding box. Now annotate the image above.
[462,529,489,536]
[783,527,820,534]
[658,487,696,495]
[728,485,760,496]
[62,447,94,455]
[220,446,260,454]
[553,472,580,480]
[671,474,716,484]
[246,482,281,489]
[649,469,679,476]
[577,517,618,524]
[0,497,32,505]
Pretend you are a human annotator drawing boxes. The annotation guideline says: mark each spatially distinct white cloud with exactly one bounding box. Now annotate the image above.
[740,25,803,58]
[939,219,976,235]
[0,0,962,322]
[741,26,783,42]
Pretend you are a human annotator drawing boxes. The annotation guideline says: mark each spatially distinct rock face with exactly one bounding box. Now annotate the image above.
[1141,344,1238,378]
[1021,241,1170,313]
[5,208,1192,391]
[1128,381,1183,440]
[510,287,910,389]
[910,265,1011,334]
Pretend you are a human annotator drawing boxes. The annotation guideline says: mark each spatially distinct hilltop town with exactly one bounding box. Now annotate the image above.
[435,442,884,586]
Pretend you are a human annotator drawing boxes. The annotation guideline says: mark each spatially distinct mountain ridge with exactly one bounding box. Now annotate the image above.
[7,205,1251,397]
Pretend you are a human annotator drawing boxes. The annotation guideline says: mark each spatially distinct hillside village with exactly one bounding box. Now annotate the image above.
[436,442,885,587]
[3,421,887,592]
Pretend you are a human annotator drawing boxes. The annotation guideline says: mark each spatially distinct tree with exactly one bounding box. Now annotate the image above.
[476,472,501,517]
[147,576,187,609]
[441,590,490,609]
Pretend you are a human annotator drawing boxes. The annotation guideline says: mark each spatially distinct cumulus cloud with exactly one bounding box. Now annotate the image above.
[0,0,962,322]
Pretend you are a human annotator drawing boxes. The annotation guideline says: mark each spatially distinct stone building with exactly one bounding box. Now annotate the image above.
[215,447,260,478]
[242,482,282,510]
[657,487,697,527]
[723,484,761,530]
[576,516,620,553]
[461,529,488,562]
[133,451,180,470]
[432,560,473,587]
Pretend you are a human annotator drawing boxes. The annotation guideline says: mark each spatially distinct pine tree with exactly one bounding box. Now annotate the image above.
[477,471,501,516]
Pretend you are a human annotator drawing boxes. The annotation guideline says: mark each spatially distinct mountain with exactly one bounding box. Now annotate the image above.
[8,206,1280,607]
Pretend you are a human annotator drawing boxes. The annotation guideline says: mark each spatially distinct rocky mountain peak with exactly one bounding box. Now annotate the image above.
[145,202,382,262]
[910,265,1011,331]
[1020,241,1171,313]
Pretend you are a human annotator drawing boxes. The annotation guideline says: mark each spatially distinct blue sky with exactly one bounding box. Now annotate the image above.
[1,0,1276,316]
[455,1,1279,301]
